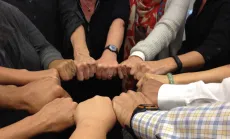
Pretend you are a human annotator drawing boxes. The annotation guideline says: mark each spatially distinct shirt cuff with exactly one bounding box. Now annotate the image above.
[158,84,190,110]
[130,51,146,61]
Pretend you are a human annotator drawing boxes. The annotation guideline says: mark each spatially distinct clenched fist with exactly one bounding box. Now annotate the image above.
[49,59,76,81]
[113,91,152,127]
[34,98,77,133]
[18,77,70,113]
[74,53,96,81]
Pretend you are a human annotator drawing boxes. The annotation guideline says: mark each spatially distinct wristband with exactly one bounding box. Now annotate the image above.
[167,73,175,84]
[172,55,182,74]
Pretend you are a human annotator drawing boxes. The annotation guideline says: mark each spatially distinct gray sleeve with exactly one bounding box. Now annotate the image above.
[14,8,63,69]
[130,0,190,61]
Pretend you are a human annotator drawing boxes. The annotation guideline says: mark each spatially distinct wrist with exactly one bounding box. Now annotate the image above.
[102,49,117,60]
[77,120,107,137]
[129,55,144,61]
[161,58,178,73]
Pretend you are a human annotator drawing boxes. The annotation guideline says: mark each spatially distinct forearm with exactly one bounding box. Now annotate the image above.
[0,115,46,139]
[0,67,34,85]
[174,65,230,84]
[71,25,89,58]
[70,122,106,139]
[105,18,125,51]
[132,102,230,139]
[159,51,205,73]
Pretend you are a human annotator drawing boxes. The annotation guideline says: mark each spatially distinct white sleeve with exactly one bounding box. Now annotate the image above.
[130,51,146,61]
[158,77,230,110]
[130,0,190,60]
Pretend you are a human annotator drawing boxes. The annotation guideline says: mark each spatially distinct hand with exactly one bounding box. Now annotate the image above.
[74,53,96,81]
[34,98,77,133]
[137,75,163,105]
[23,69,60,84]
[118,56,143,79]
[75,96,116,133]
[18,77,70,114]
[49,59,76,81]
[134,59,176,80]
[96,50,118,80]
[112,90,152,127]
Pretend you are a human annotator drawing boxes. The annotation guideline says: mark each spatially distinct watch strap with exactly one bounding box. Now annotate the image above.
[125,104,159,139]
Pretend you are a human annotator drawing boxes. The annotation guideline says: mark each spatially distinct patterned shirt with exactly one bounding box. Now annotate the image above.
[131,102,230,139]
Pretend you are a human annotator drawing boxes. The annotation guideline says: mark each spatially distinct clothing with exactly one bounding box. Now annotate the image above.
[3,0,83,54]
[158,77,230,110]
[179,0,230,70]
[0,0,63,70]
[131,102,230,139]
[129,0,190,61]
[124,0,167,60]
[64,0,130,60]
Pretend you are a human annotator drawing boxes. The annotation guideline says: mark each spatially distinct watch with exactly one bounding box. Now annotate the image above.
[105,45,119,55]
[124,104,159,139]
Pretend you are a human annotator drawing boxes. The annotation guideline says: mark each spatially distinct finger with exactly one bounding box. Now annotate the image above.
[101,66,108,80]
[89,63,96,78]
[107,67,114,80]
[130,65,137,75]
[118,66,124,79]
[112,66,118,77]
[136,78,143,90]
[96,64,103,79]
[59,88,71,98]
[76,64,84,81]
[83,63,90,80]
[121,66,128,78]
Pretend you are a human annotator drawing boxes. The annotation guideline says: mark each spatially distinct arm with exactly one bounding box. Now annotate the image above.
[130,0,190,61]
[0,66,58,85]
[158,77,230,110]
[13,8,63,69]
[0,115,47,139]
[156,1,230,72]
[173,64,230,84]
[58,0,88,57]
[131,102,230,139]
[70,121,106,139]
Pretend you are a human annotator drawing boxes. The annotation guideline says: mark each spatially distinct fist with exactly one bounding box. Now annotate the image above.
[118,56,143,79]
[74,54,96,81]
[75,96,116,133]
[96,52,119,80]
[137,74,164,105]
[112,91,152,127]
[19,77,70,113]
[35,98,77,133]
[49,59,76,81]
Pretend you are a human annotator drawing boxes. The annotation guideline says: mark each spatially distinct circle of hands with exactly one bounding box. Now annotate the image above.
[20,53,170,133]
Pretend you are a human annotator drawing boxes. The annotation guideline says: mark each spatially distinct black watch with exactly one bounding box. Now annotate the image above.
[124,104,159,139]
[105,45,119,55]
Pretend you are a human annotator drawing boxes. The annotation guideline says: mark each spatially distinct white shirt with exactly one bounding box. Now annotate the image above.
[158,77,230,110]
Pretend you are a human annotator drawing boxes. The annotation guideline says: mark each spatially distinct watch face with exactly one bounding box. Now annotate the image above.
[109,45,117,52]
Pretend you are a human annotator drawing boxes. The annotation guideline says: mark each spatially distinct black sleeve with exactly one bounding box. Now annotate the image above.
[195,2,230,64]
[58,0,84,39]
[13,8,63,69]
[112,0,130,25]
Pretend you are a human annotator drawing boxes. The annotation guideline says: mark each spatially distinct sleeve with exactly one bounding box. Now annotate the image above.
[158,77,230,110]
[13,8,63,69]
[112,0,130,25]
[195,2,230,64]
[59,0,84,40]
[130,0,190,61]
[131,102,230,139]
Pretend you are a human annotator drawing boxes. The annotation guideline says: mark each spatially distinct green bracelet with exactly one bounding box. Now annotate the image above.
[167,73,175,84]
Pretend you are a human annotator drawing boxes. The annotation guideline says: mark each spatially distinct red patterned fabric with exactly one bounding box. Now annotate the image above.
[123,0,167,91]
